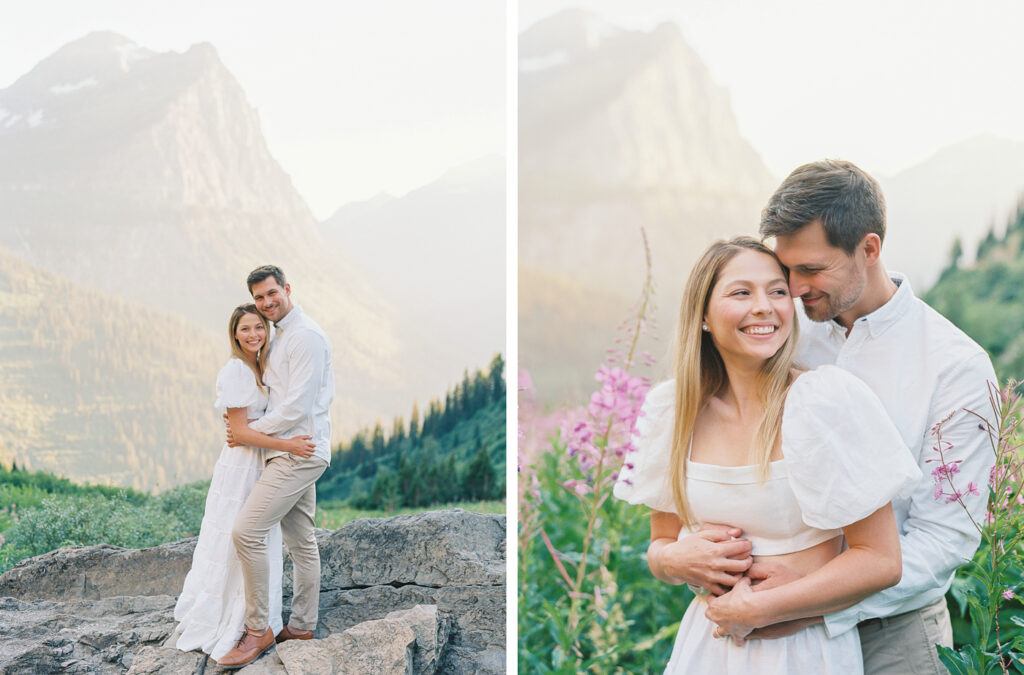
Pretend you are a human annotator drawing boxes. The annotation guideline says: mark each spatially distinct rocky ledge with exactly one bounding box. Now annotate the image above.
[0,509,505,674]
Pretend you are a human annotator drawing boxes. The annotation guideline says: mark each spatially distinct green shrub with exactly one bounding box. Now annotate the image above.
[1,491,188,572]
[157,480,210,536]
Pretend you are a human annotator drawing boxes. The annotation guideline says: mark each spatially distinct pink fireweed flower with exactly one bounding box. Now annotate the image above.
[931,462,961,481]
[967,482,980,497]
[1003,589,1015,600]
[560,364,650,490]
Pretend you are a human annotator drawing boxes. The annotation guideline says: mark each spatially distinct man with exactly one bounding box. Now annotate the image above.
[218,265,334,669]
[686,160,995,674]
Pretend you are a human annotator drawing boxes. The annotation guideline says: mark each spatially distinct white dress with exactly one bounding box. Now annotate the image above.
[614,366,922,674]
[173,358,285,660]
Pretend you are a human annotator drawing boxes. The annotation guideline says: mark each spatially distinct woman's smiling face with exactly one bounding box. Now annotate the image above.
[704,249,794,365]
[235,312,267,357]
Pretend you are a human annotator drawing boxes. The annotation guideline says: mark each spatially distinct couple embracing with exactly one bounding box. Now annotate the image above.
[615,160,996,674]
[172,264,333,670]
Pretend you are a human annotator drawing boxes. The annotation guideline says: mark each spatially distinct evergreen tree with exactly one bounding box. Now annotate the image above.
[409,402,420,442]
[371,421,386,457]
[441,393,455,434]
[391,416,406,445]
[461,369,472,415]
[977,226,999,260]
[471,370,489,412]
[462,443,497,501]
[367,468,401,512]
[488,353,506,402]
[440,454,459,503]
[949,237,963,270]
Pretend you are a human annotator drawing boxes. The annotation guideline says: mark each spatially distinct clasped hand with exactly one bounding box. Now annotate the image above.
[667,524,753,596]
[706,559,805,645]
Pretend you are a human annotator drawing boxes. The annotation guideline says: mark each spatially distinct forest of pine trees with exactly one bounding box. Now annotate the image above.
[316,354,505,509]
[925,197,1024,380]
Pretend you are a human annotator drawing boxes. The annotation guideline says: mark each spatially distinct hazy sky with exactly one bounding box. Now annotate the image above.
[1,0,506,219]
[520,0,1024,180]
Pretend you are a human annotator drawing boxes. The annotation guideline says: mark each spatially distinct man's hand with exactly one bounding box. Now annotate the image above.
[223,412,240,448]
[747,560,803,591]
[657,524,752,596]
[718,560,817,641]
[706,577,758,645]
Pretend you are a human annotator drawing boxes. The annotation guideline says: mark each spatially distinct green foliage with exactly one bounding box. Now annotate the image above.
[314,499,505,530]
[156,480,210,536]
[318,355,506,510]
[920,381,1024,672]
[519,447,685,673]
[925,206,1024,383]
[0,463,149,504]
[0,463,211,574]
[1,491,188,573]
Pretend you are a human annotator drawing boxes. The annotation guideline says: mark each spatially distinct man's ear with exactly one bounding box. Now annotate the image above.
[861,233,883,266]
[284,283,291,296]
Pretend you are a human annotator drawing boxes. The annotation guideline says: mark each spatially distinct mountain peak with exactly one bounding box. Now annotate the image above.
[520,9,623,65]
[7,31,153,91]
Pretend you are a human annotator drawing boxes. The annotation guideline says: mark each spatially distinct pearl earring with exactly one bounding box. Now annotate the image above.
[701,323,709,332]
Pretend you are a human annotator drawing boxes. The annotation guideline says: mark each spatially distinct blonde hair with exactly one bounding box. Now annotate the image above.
[228,303,269,393]
[669,236,799,527]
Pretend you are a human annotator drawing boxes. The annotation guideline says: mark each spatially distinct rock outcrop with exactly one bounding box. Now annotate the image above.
[0,509,505,674]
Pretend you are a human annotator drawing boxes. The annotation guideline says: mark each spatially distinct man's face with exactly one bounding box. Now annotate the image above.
[772,220,866,323]
[251,276,293,323]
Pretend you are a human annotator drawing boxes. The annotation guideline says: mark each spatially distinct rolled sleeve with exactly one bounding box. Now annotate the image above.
[825,353,997,636]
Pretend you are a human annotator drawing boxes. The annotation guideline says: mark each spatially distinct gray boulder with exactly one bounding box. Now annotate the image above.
[0,509,505,674]
[0,538,196,601]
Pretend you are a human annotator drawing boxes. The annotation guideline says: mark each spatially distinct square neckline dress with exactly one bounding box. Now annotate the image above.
[614,366,921,674]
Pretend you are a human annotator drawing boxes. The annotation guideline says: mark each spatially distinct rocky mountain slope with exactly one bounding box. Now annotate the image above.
[0,247,221,488]
[323,155,505,398]
[881,133,1024,289]
[519,11,776,400]
[0,32,501,487]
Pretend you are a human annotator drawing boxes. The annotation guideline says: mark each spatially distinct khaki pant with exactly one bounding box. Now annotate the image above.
[232,454,327,632]
[858,597,953,675]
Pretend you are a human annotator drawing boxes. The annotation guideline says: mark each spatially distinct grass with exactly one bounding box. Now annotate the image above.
[315,499,506,529]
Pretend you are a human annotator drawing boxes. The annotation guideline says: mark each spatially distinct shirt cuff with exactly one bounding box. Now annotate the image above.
[823,605,860,638]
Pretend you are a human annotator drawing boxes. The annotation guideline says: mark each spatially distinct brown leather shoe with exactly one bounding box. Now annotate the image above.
[276,624,314,643]
[217,626,275,670]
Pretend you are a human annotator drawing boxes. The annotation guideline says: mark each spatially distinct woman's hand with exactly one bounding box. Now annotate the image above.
[706,577,760,645]
[652,526,753,595]
[284,435,316,458]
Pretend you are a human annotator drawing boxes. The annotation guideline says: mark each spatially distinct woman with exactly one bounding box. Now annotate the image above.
[173,304,316,661]
[614,237,921,673]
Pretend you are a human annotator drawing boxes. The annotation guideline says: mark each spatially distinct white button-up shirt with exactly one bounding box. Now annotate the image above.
[249,305,334,465]
[795,274,996,637]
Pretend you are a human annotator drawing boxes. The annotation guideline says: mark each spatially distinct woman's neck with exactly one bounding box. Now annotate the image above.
[717,356,765,422]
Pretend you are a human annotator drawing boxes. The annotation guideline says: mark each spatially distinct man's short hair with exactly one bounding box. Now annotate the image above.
[759,159,886,255]
[247,265,287,294]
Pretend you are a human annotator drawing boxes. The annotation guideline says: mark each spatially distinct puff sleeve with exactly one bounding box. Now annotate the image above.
[783,365,922,529]
[613,380,678,513]
[214,359,262,412]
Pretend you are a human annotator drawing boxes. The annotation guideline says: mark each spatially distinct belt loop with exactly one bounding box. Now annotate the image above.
[879,616,889,629]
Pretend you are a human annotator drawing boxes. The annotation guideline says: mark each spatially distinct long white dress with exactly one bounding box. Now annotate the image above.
[614,366,922,674]
[173,358,285,660]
